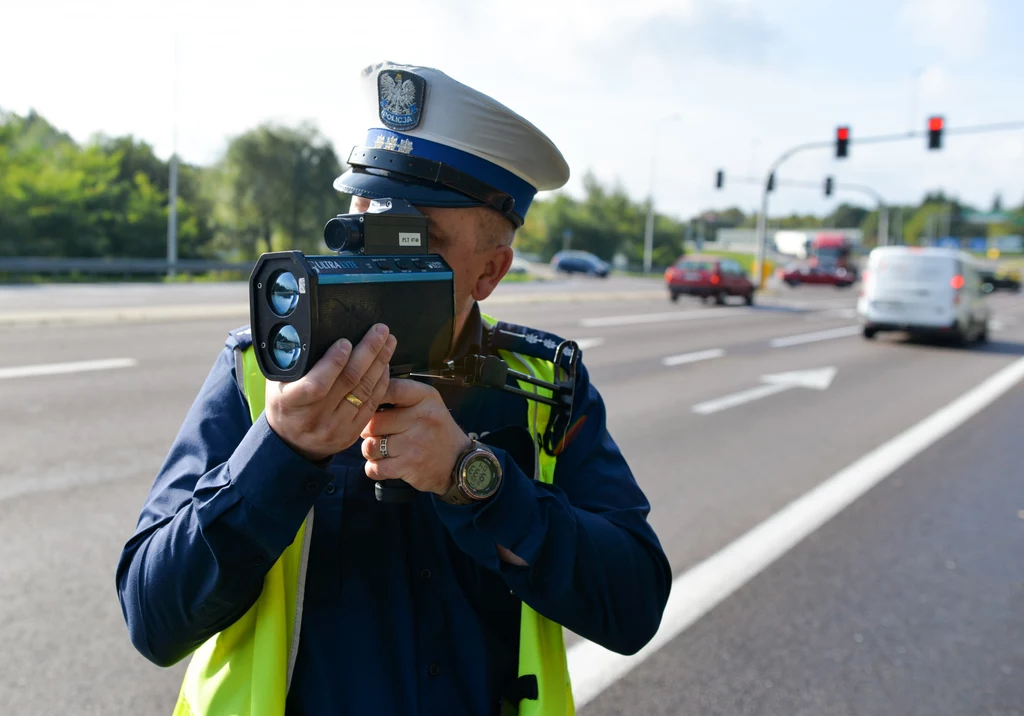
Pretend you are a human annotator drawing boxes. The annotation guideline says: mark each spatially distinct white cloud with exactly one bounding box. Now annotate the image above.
[900,0,989,57]
[918,66,950,101]
[2,0,1023,222]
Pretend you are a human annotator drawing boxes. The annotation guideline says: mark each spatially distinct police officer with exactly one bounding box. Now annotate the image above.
[117,61,671,716]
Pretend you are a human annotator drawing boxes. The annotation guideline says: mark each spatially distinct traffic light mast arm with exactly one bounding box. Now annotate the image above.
[836,183,889,246]
[850,120,1024,145]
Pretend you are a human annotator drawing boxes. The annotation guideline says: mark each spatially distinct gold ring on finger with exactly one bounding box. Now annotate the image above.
[344,392,364,408]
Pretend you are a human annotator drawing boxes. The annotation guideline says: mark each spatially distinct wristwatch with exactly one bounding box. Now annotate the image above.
[440,441,502,506]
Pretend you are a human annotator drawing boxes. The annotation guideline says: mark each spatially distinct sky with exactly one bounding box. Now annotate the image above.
[3,0,1024,222]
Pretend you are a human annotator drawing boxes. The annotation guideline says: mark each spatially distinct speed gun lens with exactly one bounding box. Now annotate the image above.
[269,271,299,317]
[270,324,302,370]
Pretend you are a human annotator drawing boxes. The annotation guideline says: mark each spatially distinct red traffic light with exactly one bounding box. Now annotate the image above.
[835,126,850,158]
[927,115,944,150]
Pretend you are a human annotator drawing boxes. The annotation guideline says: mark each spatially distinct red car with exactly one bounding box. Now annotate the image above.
[665,255,755,305]
[777,262,855,288]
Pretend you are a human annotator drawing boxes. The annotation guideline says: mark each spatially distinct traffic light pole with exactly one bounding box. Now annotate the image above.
[754,140,832,289]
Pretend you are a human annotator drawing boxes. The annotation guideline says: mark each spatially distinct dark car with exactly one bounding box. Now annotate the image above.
[664,255,755,305]
[777,262,855,288]
[550,250,610,277]
[980,268,1021,293]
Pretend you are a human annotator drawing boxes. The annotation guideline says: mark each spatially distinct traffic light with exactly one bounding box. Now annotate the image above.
[824,176,833,197]
[836,126,850,158]
[715,169,724,189]
[767,173,775,192]
[928,115,944,150]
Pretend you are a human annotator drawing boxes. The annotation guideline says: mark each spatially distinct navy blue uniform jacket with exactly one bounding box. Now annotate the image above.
[116,305,671,715]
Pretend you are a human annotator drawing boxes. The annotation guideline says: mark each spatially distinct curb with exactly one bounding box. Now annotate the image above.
[0,289,670,327]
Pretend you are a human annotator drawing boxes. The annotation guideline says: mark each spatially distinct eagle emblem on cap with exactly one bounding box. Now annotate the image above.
[378,70,426,131]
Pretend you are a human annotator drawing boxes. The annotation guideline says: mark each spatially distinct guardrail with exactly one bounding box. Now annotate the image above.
[0,257,255,275]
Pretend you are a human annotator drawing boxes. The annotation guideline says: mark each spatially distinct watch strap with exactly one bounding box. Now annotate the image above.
[439,441,500,506]
[439,442,479,506]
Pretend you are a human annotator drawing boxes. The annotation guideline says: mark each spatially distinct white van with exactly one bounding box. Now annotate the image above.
[857,246,991,343]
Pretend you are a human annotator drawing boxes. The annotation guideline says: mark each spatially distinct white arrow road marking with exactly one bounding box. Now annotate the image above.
[568,355,1024,709]
[692,367,837,415]
[0,358,138,380]
[770,325,861,348]
[581,309,752,328]
[661,348,726,367]
[574,338,606,351]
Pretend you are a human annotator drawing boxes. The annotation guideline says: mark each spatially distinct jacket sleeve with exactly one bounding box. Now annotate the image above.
[115,343,334,667]
[433,360,672,656]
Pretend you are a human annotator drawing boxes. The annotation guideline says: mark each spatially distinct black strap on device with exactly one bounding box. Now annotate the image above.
[372,341,579,504]
[503,674,539,704]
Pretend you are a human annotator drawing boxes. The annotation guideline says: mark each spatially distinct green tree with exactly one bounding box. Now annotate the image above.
[515,172,661,264]
[211,121,345,258]
[902,203,948,245]
[92,136,215,259]
[0,110,217,260]
[715,207,746,227]
[824,203,869,229]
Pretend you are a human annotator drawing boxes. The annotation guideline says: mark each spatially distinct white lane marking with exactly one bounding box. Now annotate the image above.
[807,308,857,320]
[770,325,861,348]
[581,309,752,328]
[693,382,790,413]
[575,338,606,351]
[569,354,1024,708]
[0,358,138,380]
[770,298,856,311]
[661,348,726,367]
[692,367,836,415]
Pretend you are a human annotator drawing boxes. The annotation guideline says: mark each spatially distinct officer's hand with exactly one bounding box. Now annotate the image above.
[266,324,397,463]
[360,378,472,495]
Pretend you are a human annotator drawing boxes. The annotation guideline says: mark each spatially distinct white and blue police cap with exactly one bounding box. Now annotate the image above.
[334,61,569,228]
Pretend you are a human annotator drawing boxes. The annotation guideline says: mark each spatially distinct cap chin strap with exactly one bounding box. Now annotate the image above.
[347,146,522,227]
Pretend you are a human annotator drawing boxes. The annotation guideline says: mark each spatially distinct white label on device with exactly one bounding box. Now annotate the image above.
[399,232,422,247]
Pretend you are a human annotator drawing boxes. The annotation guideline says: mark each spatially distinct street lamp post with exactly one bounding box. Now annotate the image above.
[167,31,182,280]
[643,114,682,274]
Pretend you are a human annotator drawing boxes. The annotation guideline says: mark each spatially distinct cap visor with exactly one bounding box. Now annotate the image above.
[333,169,484,209]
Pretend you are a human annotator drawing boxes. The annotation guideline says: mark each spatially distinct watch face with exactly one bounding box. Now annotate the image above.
[462,454,498,498]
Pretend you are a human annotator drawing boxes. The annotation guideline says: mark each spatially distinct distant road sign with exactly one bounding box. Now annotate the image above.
[969,237,988,253]
[937,236,960,249]
[994,235,1023,253]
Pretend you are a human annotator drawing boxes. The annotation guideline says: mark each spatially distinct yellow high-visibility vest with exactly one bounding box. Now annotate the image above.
[173,314,574,715]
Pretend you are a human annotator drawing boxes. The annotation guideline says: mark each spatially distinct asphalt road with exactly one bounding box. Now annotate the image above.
[1,278,1022,715]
